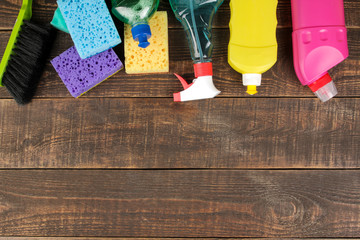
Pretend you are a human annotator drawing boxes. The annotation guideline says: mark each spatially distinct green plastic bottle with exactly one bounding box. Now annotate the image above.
[169,0,223,102]
[111,0,159,48]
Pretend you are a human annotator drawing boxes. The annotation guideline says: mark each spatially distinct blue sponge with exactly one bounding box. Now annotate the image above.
[57,0,121,59]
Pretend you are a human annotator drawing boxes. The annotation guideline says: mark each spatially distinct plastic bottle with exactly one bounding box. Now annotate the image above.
[169,0,223,102]
[228,0,278,95]
[292,0,349,102]
[111,0,159,48]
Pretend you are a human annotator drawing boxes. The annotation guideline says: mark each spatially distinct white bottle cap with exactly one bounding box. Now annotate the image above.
[242,73,262,86]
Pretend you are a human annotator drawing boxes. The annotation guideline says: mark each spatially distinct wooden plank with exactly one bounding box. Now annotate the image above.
[0,238,186,240]
[0,0,359,30]
[0,238,208,240]
[1,28,359,98]
[0,98,359,169]
[0,239,350,240]
[0,237,354,240]
[0,238,182,240]
[0,170,359,237]
[0,237,186,240]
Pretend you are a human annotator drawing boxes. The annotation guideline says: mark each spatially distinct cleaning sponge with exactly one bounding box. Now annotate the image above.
[51,46,123,98]
[57,0,121,59]
[51,8,69,33]
[124,11,169,74]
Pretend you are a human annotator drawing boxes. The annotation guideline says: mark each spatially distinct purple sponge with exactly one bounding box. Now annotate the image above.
[51,46,123,98]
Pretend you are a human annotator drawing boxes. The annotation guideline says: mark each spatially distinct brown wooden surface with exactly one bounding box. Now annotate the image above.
[0,170,359,237]
[0,239,350,240]
[0,0,359,238]
[0,98,359,169]
[0,239,352,240]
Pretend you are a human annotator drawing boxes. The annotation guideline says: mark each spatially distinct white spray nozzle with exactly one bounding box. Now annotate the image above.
[173,74,221,102]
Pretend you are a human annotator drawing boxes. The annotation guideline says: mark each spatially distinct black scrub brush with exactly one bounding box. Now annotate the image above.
[0,0,56,105]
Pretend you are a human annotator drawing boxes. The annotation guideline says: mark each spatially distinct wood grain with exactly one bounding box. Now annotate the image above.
[0,0,359,238]
[0,238,189,240]
[0,98,359,169]
[0,239,188,240]
[1,28,359,98]
[0,170,359,237]
[0,239,351,240]
[0,238,353,240]
[0,0,359,30]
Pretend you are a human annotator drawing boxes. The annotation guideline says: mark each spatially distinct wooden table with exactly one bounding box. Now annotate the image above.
[0,0,359,238]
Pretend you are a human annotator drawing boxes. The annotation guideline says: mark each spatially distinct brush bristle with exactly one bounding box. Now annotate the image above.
[2,20,56,105]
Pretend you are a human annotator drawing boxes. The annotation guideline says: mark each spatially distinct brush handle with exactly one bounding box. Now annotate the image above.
[0,0,32,86]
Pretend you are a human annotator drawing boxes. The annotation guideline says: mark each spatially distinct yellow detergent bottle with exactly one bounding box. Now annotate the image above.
[228,0,278,95]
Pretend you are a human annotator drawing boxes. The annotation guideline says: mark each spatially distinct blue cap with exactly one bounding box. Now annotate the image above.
[131,24,151,48]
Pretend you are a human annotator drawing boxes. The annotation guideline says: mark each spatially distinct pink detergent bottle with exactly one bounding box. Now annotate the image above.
[292,0,349,102]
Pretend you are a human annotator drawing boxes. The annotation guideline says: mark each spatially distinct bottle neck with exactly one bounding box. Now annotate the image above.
[131,21,149,28]
[194,62,213,78]
[308,73,338,102]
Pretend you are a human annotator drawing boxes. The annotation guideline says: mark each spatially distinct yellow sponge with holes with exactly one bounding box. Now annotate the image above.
[124,11,169,74]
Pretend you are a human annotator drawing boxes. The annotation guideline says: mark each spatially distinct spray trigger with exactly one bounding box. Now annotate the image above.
[174,73,193,90]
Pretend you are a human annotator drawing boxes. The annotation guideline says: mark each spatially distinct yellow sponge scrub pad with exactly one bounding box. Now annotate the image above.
[124,11,169,74]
